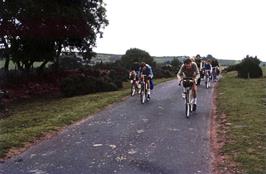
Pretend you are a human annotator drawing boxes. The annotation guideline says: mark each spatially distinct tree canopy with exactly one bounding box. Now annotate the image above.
[0,0,108,72]
[225,55,263,78]
[120,48,154,69]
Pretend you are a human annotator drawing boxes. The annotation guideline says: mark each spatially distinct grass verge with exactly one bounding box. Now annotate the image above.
[0,77,174,158]
[216,68,266,174]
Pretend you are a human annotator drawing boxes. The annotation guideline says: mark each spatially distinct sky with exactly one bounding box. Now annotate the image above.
[95,0,266,61]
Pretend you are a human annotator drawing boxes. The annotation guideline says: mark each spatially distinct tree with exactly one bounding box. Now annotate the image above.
[203,54,219,67]
[170,58,182,73]
[236,55,262,78]
[0,0,108,72]
[120,48,154,69]
[225,55,263,78]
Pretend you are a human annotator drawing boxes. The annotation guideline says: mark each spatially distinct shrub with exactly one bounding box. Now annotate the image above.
[95,77,118,92]
[50,56,83,70]
[237,61,263,78]
[224,55,263,78]
[60,75,119,97]
[60,75,97,97]
[154,68,175,78]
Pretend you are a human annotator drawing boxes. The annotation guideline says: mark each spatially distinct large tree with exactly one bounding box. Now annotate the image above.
[0,0,108,72]
[121,48,154,69]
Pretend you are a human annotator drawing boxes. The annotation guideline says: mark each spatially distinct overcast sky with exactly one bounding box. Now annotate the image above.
[95,0,266,61]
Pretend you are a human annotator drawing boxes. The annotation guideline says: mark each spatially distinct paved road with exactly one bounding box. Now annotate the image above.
[0,80,214,174]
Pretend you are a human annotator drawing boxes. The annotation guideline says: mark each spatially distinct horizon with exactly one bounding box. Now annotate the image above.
[95,52,265,62]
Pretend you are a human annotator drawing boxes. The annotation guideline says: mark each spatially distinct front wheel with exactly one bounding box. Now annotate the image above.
[131,84,135,96]
[185,103,190,118]
[205,77,209,89]
[140,92,146,104]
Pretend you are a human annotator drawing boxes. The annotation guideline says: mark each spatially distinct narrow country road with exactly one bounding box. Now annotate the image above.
[0,80,214,174]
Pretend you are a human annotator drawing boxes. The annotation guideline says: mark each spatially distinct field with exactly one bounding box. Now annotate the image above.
[216,68,266,173]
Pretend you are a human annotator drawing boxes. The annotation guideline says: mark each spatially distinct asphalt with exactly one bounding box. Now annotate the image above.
[0,79,214,174]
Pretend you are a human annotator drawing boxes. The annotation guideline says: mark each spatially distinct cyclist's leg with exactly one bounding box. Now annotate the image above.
[150,78,154,90]
[192,83,197,99]
[192,83,197,111]
[146,79,151,98]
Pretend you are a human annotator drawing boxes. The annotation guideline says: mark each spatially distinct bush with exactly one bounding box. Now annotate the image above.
[237,62,263,78]
[60,75,119,97]
[95,77,118,92]
[50,56,83,70]
[154,67,175,78]
[225,56,263,78]
[60,76,97,97]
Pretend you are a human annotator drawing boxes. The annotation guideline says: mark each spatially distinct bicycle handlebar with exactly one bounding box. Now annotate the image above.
[179,78,195,86]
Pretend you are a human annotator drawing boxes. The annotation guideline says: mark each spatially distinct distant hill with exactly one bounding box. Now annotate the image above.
[218,59,241,66]
[91,53,122,64]
[153,56,188,64]
[92,53,242,66]
[45,52,266,67]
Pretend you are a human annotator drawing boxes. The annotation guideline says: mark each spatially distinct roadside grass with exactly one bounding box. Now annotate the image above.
[0,77,173,158]
[216,68,266,174]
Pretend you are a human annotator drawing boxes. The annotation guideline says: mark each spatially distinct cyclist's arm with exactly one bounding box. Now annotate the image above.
[147,67,153,79]
[177,64,185,81]
[193,62,200,83]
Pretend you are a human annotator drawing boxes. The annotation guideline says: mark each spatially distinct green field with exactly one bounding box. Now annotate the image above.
[0,60,46,70]
[0,78,173,158]
[216,68,266,174]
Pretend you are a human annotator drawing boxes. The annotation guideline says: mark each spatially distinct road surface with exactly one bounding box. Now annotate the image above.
[0,80,214,174]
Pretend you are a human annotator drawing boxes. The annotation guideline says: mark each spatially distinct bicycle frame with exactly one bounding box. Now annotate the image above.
[182,78,194,118]
[204,70,211,88]
[140,75,149,104]
[130,79,139,96]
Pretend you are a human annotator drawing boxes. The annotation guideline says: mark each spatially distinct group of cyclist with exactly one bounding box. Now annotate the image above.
[129,62,154,100]
[129,57,220,108]
[177,56,220,111]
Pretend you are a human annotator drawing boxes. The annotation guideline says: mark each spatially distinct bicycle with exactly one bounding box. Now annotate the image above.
[204,70,211,88]
[139,75,149,104]
[181,78,195,118]
[130,79,139,96]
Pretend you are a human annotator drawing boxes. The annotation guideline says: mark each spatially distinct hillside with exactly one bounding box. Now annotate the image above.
[92,53,241,66]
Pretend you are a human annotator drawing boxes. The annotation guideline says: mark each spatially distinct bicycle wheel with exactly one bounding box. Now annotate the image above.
[205,75,209,89]
[131,83,135,96]
[185,103,190,118]
[140,84,146,104]
[185,91,190,118]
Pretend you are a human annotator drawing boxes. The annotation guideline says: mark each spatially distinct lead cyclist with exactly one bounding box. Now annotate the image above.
[177,58,200,111]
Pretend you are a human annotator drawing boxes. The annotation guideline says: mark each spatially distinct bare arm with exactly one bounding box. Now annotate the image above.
[177,64,184,80]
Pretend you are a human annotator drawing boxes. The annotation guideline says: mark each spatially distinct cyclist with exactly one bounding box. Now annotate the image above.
[194,55,203,85]
[177,58,200,111]
[203,59,212,79]
[139,62,154,100]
